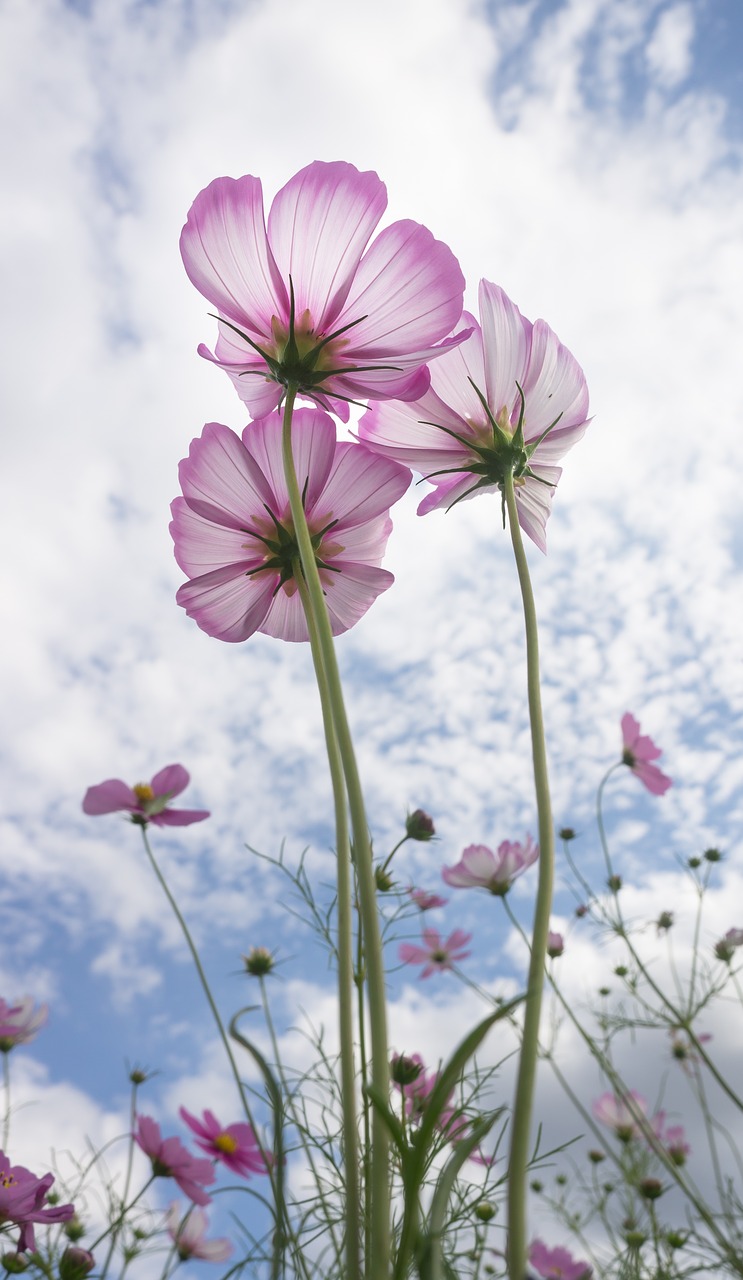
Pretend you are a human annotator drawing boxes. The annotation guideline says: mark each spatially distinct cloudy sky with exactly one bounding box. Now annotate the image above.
[2,0,743,1269]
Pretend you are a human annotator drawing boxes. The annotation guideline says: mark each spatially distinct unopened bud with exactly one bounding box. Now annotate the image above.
[59,1249,95,1280]
[405,810,436,841]
[242,946,275,977]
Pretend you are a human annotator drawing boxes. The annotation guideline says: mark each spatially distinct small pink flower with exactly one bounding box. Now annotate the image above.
[659,1123,690,1166]
[0,1151,75,1253]
[82,764,209,827]
[529,1239,593,1279]
[0,997,48,1053]
[723,927,743,947]
[179,1108,269,1179]
[547,931,564,958]
[592,1090,648,1142]
[399,928,472,978]
[166,1203,233,1262]
[359,279,590,552]
[134,1116,214,1205]
[170,411,410,643]
[180,161,466,421]
[408,887,448,911]
[620,714,672,796]
[442,837,538,896]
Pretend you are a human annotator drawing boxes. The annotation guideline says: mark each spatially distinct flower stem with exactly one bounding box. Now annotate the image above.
[502,471,554,1280]
[2,1052,10,1152]
[293,564,361,1280]
[281,387,390,1276]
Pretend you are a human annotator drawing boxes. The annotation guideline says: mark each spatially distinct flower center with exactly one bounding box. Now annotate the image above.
[0,1171,16,1188]
[214,1132,238,1155]
[133,784,155,804]
[242,507,340,593]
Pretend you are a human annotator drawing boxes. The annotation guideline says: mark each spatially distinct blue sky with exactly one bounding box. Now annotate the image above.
[2,0,743,1270]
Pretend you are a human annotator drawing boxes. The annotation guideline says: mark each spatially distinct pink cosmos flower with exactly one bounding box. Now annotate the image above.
[179,1107,269,1179]
[0,1151,75,1252]
[180,161,466,422]
[592,1091,648,1142]
[408,888,448,911]
[170,409,410,643]
[134,1116,214,1205]
[657,1122,690,1166]
[166,1203,233,1263]
[0,997,48,1053]
[442,837,538,896]
[399,928,472,978]
[620,714,672,796]
[546,931,564,958]
[82,764,209,827]
[529,1239,593,1279]
[359,279,590,552]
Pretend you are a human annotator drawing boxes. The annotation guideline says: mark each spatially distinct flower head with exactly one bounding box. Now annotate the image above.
[166,1203,233,1263]
[442,837,538,896]
[242,947,275,977]
[408,888,448,911]
[170,411,410,643]
[82,764,209,827]
[529,1239,593,1279]
[359,279,590,551]
[180,161,466,421]
[398,928,471,978]
[0,998,48,1053]
[620,714,672,796]
[547,931,564,958]
[405,809,436,841]
[658,1123,690,1166]
[58,1248,95,1280]
[592,1091,648,1142]
[134,1116,214,1205]
[179,1108,269,1179]
[0,1151,75,1253]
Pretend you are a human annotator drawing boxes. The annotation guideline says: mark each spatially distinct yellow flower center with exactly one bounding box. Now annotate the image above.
[133,784,155,803]
[214,1132,238,1155]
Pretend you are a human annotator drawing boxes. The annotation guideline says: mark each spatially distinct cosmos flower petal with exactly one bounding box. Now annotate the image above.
[267,161,387,326]
[319,443,411,527]
[241,409,336,514]
[82,779,138,815]
[176,564,279,643]
[169,498,263,579]
[180,175,287,335]
[149,764,189,800]
[178,422,275,531]
[522,318,591,439]
[479,279,530,414]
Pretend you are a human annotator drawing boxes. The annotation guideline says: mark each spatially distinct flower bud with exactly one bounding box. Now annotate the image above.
[530,1180,543,1193]
[559,827,577,841]
[639,1177,664,1201]
[687,856,701,868]
[64,1216,86,1242]
[547,932,564,958]
[607,874,622,892]
[614,965,628,977]
[242,947,275,977]
[1,1255,28,1274]
[588,1149,605,1164]
[656,910,674,932]
[703,847,723,863]
[575,903,588,918]
[624,1230,647,1248]
[390,1053,423,1086]
[59,1249,95,1280]
[665,1231,687,1250]
[474,1201,496,1222]
[374,866,395,892]
[405,809,436,841]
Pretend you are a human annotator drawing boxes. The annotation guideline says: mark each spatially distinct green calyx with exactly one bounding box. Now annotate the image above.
[244,502,340,591]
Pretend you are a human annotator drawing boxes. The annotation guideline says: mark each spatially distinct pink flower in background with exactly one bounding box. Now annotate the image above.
[620,714,672,796]
[0,997,48,1052]
[166,1203,233,1262]
[658,1123,691,1166]
[0,1151,75,1252]
[359,279,590,552]
[399,928,472,978]
[546,931,564,958]
[82,764,209,827]
[170,410,410,643]
[179,1108,269,1179]
[592,1091,648,1142]
[529,1239,593,1279]
[134,1116,214,1205]
[442,837,538,896]
[180,161,466,421]
[408,888,448,911]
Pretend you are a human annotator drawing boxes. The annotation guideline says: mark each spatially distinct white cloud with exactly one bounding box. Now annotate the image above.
[646,2,696,88]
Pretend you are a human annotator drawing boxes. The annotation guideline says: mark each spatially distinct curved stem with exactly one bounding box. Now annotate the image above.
[502,472,554,1280]
[281,388,389,1274]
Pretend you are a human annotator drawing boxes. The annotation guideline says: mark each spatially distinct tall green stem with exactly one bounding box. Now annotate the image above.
[293,565,360,1280]
[503,472,555,1280]
[280,387,390,1275]
[2,1053,10,1152]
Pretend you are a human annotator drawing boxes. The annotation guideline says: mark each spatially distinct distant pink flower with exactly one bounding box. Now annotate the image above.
[621,714,672,796]
[359,280,590,552]
[659,1123,691,1166]
[170,411,410,643]
[134,1116,214,1205]
[166,1203,233,1262]
[0,997,48,1053]
[179,1108,269,1179]
[408,888,448,911]
[723,928,743,947]
[442,837,538,896]
[592,1091,648,1142]
[0,1151,75,1252]
[180,161,466,421]
[529,1239,593,1279]
[547,931,564,958]
[83,764,209,827]
[399,929,472,978]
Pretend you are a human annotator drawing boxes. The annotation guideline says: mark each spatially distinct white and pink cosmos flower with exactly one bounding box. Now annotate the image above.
[180,161,467,421]
[82,764,209,827]
[621,713,672,796]
[0,997,48,1053]
[529,1239,593,1280]
[442,838,538,896]
[170,409,410,643]
[399,928,472,978]
[166,1203,233,1263]
[359,280,590,552]
[592,1090,649,1142]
